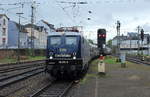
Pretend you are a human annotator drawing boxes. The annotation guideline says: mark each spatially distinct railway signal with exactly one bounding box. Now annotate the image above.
[97,29,106,55]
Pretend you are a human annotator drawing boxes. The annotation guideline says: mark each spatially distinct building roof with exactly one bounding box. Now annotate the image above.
[113,33,150,41]
[24,24,39,29]
[113,36,127,40]
[0,14,9,20]
[25,23,49,33]
[11,21,28,33]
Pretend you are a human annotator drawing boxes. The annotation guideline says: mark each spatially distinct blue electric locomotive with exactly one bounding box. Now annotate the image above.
[45,31,91,79]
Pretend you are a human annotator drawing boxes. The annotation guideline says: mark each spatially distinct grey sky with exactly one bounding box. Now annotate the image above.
[0,0,150,42]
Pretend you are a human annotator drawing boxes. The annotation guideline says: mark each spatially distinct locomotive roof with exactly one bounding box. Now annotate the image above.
[48,32,82,36]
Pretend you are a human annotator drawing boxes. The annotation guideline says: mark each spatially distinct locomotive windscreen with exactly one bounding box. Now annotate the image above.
[50,36,61,46]
[65,36,77,45]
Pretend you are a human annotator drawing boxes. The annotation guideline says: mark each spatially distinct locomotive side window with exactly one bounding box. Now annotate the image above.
[50,36,61,46]
[65,36,77,45]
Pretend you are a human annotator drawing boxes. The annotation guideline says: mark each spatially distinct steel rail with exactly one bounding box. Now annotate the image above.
[59,81,74,97]
[0,66,45,82]
[111,55,150,65]
[0,68,44,89]
[0,64,43,73]
[30,81,55,97]
[126,57,150,65]
[30,81,74,97]
[0,60,45,67]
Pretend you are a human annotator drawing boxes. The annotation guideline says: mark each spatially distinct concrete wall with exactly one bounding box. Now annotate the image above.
[0,49,46,59]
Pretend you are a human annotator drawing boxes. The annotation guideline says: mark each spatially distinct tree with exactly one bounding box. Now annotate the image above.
[107,39,112,48]
[88,39,94,44]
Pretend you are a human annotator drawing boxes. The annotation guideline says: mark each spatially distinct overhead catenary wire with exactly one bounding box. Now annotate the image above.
[54,0,78,25]
[4,8,30,20]
[0,1,38,24]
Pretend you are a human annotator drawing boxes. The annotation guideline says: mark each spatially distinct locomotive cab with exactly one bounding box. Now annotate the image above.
[46,32,84,78]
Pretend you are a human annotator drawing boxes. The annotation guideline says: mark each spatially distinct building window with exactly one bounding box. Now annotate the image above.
[2,28,6,36]
[3,19,6,25]
[2,38,6,45]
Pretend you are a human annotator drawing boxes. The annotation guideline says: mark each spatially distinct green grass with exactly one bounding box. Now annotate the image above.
[104,56,122,64]
[0,58,17,64]
[26,56,45,61]
[104,56,150,71]
[0,56,46,64]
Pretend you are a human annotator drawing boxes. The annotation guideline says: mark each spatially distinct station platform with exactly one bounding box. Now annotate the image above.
[68,56,150,97]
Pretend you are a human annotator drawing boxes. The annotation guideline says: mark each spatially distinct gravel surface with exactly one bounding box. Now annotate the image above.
[67,59,150,97]
[0,72,52,97]
[0,66,43,79]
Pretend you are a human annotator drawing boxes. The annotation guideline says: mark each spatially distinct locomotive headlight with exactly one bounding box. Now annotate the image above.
[73,52,76,59]
[49,56,53,59]
[73,56,76,60]
[49,51,53,59]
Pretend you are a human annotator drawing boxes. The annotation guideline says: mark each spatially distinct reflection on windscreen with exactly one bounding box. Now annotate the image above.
[50,37,61,45]
[66,37,77,45]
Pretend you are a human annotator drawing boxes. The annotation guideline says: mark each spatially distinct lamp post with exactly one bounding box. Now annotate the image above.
[147,35,150,56]
[116,20,121,61]
[140,28,144,60]
[137,26,140,56]
[16,12,23,62]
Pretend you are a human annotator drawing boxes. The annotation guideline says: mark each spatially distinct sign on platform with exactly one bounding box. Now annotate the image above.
[98,60,105,74]
[120,52,126,67]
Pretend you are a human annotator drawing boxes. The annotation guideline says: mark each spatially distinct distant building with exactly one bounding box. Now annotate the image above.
[36,20,55,35]
[112,35,127,46]
[25,24,48,49]
[112,32,150,55]
[0,14,9,48]
[8,20,28,48]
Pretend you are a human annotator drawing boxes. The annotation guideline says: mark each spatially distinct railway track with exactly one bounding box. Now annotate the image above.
[0,60,46,89]
[30,81,74,97]
[112,55,150,65]
[126,57,150,65]
[0,64,42,73]
[0,68,44,89]
[0,60,45,73]
[0,60,45,67]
